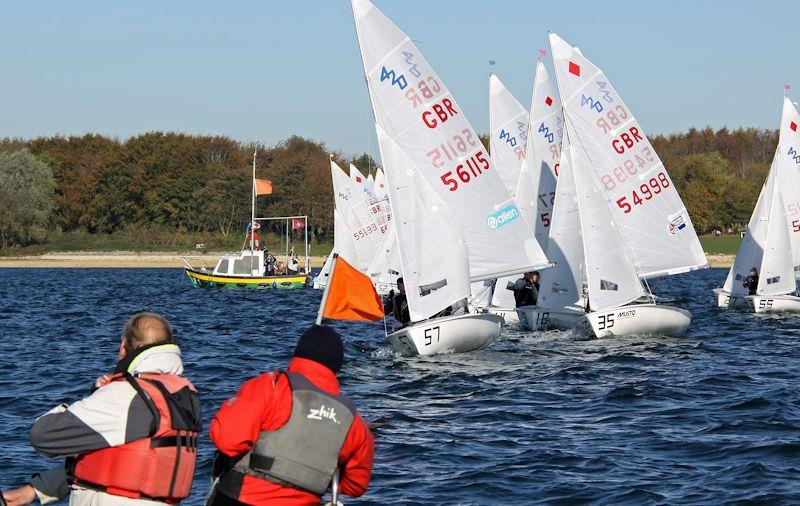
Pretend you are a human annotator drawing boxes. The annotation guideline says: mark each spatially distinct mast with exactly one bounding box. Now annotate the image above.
[250,147,257,253]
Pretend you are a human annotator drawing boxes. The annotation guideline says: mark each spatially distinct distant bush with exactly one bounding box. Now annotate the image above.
[0,150,54,248]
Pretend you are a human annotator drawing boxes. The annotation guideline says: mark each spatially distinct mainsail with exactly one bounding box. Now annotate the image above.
[516,61,563,251]
[377,125,471,321]
[489,74,529,197]
[549,33,707,279]
[352,0,549,282]
[776,97,800,272]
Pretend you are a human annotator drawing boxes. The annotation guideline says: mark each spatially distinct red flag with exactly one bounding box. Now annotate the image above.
[292,218,305,230]
[255,179,272,195]
[791,122,798,133]
[320,255,384,322]
[569,61,581,77]
[544,96,553,106]
[538,49,548,57]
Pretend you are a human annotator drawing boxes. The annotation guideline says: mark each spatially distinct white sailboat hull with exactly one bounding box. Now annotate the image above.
[386,313,503,357]
[481,306,519,325]
[750,294,800,313]
[516,305,584,331]
[714,289,751,310]
[575,304,691,338]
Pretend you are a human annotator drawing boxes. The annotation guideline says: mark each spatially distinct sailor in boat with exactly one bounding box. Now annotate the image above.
[0,313,201,506]
[384,277,411,328]
[275,261,287,276]
[509,271,539,307]
[207,325,374,505]
[744,267,759,296]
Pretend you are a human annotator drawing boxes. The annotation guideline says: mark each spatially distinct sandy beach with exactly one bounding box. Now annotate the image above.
[0,251,328,269]
[0,251,733,269]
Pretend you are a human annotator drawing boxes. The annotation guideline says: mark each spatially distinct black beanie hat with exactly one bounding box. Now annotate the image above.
[294,325,344,373]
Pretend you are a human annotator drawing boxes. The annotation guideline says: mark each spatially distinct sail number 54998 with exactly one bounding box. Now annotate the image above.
[440,150,489,192]
[615,172,670,214]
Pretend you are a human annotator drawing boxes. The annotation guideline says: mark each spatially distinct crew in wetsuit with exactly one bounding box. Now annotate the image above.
[509,271,539,307]
[384,277,410,327]
[743,267,759,295]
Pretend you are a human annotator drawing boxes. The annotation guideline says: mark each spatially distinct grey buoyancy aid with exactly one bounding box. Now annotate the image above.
[234,372,356,496]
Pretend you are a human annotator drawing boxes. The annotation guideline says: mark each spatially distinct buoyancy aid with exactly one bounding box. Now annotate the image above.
[72,372,201,502]
[232,373,356,496]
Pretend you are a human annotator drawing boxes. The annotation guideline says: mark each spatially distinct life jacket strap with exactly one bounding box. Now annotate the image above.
[150,433,199,450]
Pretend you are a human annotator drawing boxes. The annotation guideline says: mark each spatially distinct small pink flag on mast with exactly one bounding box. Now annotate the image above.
[538,49,548,57]
[785,84,791,91]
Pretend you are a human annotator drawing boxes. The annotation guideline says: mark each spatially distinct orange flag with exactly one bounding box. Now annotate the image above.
[255,178,272,195]
[321,255,384,322]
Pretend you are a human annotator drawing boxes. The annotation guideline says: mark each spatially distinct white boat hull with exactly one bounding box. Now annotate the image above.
[714,289,751,310]
[516,305,584,331]
[576,304,691,338]
[749,294,800,314]
[481,306,519,325]
[386,313,502,357]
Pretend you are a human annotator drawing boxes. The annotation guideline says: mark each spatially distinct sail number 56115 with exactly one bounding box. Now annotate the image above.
[440,150,489,191]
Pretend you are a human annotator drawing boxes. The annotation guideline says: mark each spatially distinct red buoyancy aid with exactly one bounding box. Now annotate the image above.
[72,373,201,503]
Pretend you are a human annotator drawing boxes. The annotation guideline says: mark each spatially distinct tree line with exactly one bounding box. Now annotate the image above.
[0,127,777,250]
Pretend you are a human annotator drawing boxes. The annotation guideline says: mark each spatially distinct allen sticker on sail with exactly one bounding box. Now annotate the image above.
[487,205,520,230]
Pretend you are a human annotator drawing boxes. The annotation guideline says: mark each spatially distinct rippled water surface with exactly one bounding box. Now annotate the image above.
[1,268,799,504]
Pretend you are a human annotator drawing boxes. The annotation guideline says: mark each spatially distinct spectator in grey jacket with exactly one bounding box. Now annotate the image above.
[1,313,200,506]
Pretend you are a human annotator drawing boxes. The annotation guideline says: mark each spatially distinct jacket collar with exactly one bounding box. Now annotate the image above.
[287,357,340,394]
[114,343,184,375]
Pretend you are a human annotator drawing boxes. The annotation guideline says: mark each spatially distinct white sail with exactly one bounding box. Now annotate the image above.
[366,172,375,192]
[725,155,796,297]
[377,125,471,321]
[538,136,584,310]
[757,168,795,295]
[567,119,646,311]
[352,0,549,281]
[776,96,800,271]
[489,74,529,197]
[516,61,563,251]
[549,33,707,278]
[349,163,368,192]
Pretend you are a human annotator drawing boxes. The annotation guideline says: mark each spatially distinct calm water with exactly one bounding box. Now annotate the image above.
[0,268,798,504]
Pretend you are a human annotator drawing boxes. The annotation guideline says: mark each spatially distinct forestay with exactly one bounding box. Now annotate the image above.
[516,61,563,251]
[776,97,800,271]
[352,0,549,281]
[537,135,584,310]
[377,125,471,321]
[567,118,646,311]
[549,33,706,278]
[489,74,529,197]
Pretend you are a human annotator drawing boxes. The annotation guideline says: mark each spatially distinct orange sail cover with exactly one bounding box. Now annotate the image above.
[322,256,384,322]
[255,179,273,195]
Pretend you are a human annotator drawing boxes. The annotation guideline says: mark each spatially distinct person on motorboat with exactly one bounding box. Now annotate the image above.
[288,250,300,274]
[265,253,277,276]
[743,267,759,295]
[509,271,539,307]
[384,277,410,327]
[0,313,201,506]
[207,325,374,505]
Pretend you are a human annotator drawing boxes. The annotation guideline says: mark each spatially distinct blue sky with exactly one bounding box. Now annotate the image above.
[2,0,798,159]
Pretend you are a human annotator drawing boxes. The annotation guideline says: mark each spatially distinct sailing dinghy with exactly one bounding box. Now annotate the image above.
[486,65,565,325]
[521,33,706,338]
[352,0,549,355]
[715,97,800,313]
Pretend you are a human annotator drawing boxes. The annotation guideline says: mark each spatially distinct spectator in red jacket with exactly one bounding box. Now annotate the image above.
[208,325,374,505]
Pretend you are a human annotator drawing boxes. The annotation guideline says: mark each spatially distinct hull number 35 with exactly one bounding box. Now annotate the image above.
[597,313,615,330]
